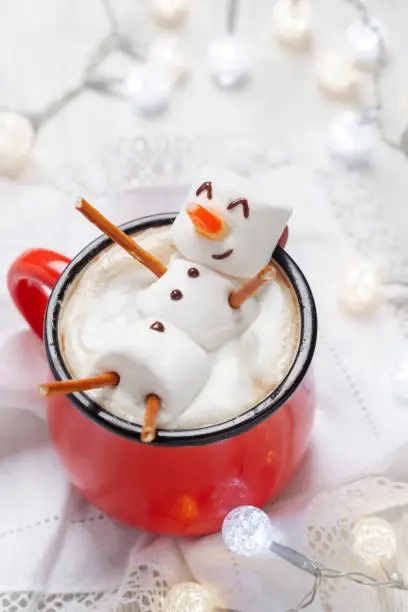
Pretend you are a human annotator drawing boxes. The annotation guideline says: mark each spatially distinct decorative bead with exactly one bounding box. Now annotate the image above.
[150,0,189,29]
[347,19,386,71]
[316,52,358,100]
[147,35,190,87]
[338,259,383,316]
[271,0,312,52]
[164,582,217,612]
[125,65,171,116]
[392,350,408,405]
[207,35,253,90]
[327,111,376,169]
[0,112,35,175]
[353,517,397,566]
[222,505,276,556]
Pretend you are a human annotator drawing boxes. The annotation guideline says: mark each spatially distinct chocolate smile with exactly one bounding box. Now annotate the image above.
[211,249,234,260]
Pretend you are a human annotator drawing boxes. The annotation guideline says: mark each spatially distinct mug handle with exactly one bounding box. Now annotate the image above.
[7,249,71,341]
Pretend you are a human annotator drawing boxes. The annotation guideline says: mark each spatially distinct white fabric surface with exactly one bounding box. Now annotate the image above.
[0,161,407,611]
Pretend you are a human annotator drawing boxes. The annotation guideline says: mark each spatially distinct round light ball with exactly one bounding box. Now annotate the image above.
[208,35,253,90]
[347,19,386,71]
[0,112,35,175]
[147,35,190,87]
[164,582,216,612]
[271,0,312,52]
[338,259,383,316]
[353,517,397,566]
[316,52,358,100]
[125,65,172,116]
[327,111,375,169]
[150,0,189,29]
[222,505,274,556]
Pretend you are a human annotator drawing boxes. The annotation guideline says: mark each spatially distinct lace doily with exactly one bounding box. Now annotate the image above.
[307,476,408,611]
[0,563,169,612]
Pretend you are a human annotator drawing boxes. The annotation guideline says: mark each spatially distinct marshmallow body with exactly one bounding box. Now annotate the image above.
[91,318,210,425]
[171,167,292,278]
[136,257,257,350]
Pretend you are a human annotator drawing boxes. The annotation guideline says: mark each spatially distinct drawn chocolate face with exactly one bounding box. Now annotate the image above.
[171,167,292,278]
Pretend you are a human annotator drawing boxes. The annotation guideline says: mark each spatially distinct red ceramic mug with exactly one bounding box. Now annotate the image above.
[7,212,317,536]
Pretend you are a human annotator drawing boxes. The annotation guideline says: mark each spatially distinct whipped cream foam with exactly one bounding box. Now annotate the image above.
[60,225,299,430]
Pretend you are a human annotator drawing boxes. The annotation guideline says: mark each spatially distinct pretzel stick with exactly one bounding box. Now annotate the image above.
[229,264,277,309]
[141,394,161,443]
[37,372,120,397]
[76,198,167,278]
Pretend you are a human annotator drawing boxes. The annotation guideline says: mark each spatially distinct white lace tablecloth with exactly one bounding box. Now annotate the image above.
[1,136,408,612]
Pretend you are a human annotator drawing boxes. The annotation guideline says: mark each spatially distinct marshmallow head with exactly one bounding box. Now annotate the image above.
[171,167,292,278]
[136,257,257,350]
[91,318,210,425]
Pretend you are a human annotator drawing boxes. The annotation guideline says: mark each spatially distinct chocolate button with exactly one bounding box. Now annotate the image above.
[150,321,165,332]
[187,267,200,278]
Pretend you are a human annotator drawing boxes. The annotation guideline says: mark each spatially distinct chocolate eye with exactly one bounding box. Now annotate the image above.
[195,181,212,200]
[187,267,200,278]
[150,321,165,332]
[227,198,250,219]
[170,289,183,301]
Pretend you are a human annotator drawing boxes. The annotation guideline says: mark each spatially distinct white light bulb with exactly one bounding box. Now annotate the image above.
[338,259,383,316]
[353,517,397,566]
[150,0,189,29]
[147,35,190,87]
[208,35,253,90]
[164,582,216,612]
[125,65,172,116]
[222,506,276,556]
[0,112,35,175]
[327,111,376,169]
[347,19,386,71]
[271,0,312,52]
[316,52,358,100]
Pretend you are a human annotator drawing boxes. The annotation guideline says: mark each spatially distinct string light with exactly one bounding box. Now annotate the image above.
[221,506,408,612]
[352,517,397,566]
[163,582,218,612]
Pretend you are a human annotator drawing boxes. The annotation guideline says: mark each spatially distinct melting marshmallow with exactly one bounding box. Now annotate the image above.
[172,166,292,278]
[136,257,257,350]
[90,318,210,426]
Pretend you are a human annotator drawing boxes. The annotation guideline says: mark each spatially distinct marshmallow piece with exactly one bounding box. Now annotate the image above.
[172,167,292,278]
[136,257,257,350]
[91,318,210,425]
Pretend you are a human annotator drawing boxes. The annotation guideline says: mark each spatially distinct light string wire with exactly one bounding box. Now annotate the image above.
[3,0,142,136]
[344,0,406,156]
[4,0,408,160]
[217,539,408,612]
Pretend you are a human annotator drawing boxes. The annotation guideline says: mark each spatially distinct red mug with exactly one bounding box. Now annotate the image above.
[7,213,317,536]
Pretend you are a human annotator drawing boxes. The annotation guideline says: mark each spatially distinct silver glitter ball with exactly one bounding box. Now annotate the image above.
[125,65,172,116]
[222,506,274,556]
[208,35,253,89]
[347,19,386,71]
[327,111,376,169]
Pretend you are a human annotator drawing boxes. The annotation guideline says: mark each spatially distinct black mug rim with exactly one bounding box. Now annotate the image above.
[44,213,317,447]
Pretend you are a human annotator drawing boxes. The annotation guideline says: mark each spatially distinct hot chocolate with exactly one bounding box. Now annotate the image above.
[60,224,300,430]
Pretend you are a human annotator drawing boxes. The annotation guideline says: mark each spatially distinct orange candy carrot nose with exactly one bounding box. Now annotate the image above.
[187,204,229,240]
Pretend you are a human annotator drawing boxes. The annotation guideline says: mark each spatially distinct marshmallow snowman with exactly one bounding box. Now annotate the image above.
[171,167,292,278]
[91,318,210,425]
[136,257,257,350]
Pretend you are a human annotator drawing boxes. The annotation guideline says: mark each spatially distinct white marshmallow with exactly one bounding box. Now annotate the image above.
[171,167,292,278]
[136,257,257,350]
[90,318,210,426]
